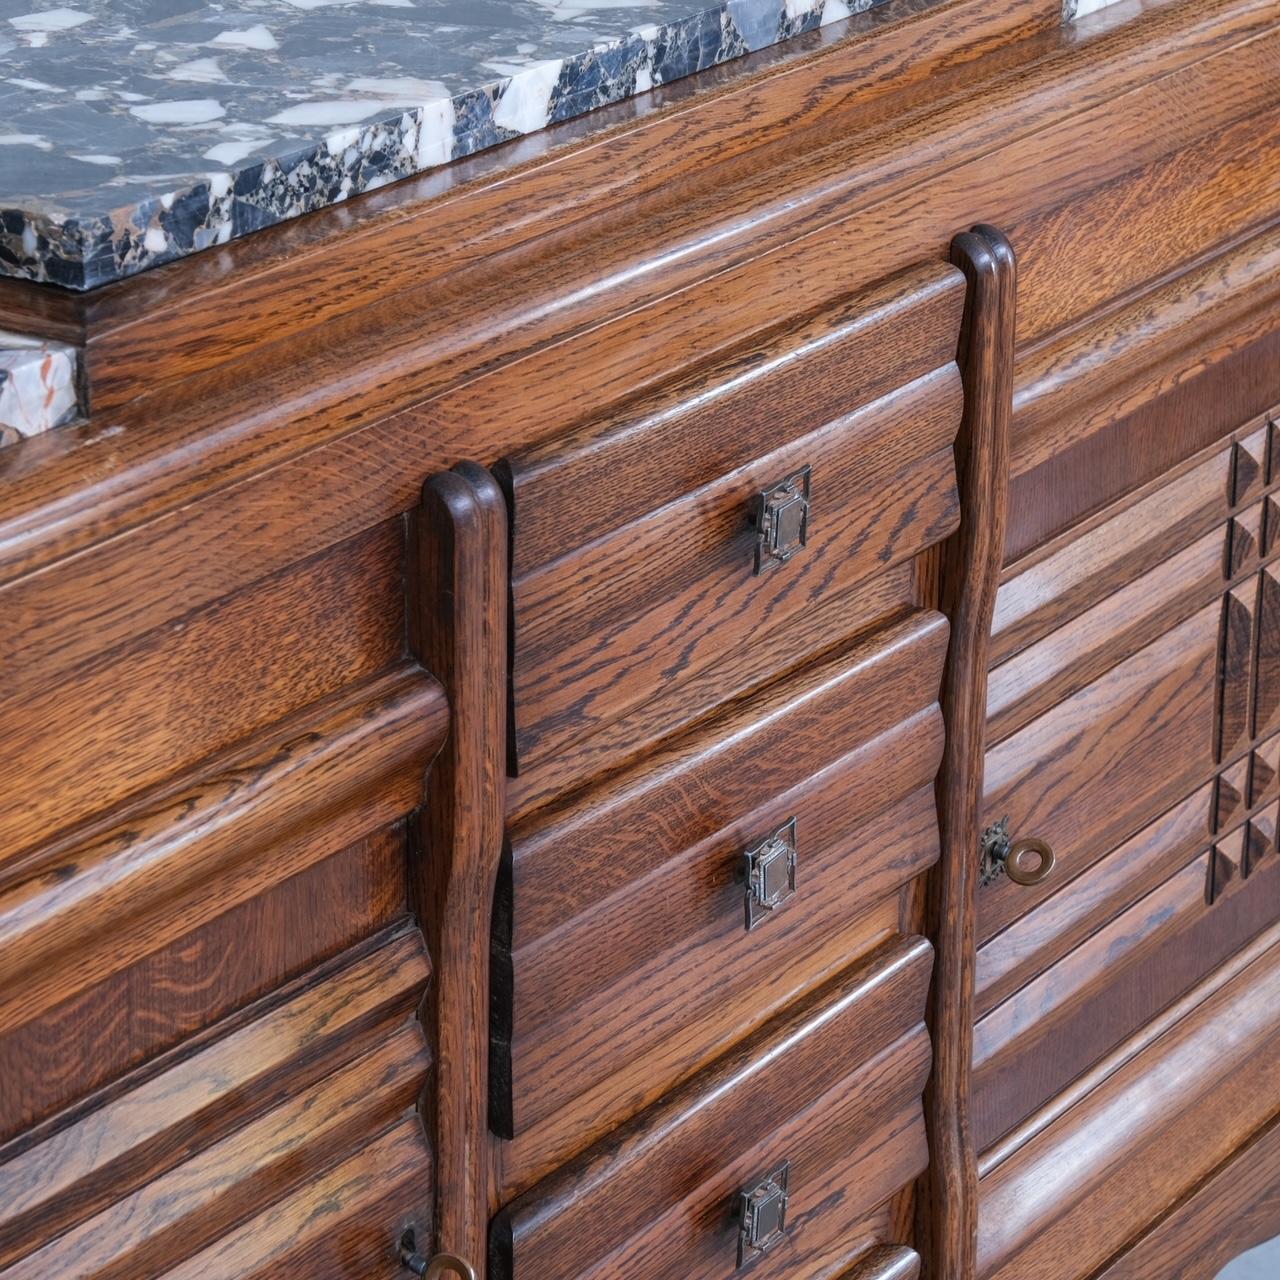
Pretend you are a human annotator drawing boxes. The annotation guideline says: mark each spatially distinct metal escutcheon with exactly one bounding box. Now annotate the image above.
[743,818,798,930]
[737,1161,791,1268]
[751,467,811,574]
[1004,836,1056,887]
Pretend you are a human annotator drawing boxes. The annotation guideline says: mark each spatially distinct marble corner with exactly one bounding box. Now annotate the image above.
[0,331,80,445]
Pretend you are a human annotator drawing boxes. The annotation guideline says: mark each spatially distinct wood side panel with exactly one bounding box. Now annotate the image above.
[977,926,1280,1280]
[492,938,932,1280]
[920,226,1014,1280]
[980,602,1221,944]
[0,519,406,855]
[973,851,1280,1150]
[975,785,1214,1018]
[502,263,964,575]
[1094,1115,1280,1280]
[0,929,429,1262]
[509,371,962,765]
[0,667,445,1036]
[0,825,407,1143]
[150,1116,433,1279]
[3,1026,427,1276]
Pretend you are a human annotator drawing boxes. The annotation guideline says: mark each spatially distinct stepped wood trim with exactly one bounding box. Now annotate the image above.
[0,929,429,1263]
[0,668,445,1035]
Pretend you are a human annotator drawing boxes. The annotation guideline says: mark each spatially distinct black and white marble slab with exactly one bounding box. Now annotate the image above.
[1,0,879,289]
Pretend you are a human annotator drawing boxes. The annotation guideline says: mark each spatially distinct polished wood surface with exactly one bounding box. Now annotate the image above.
[920,225,1015,1280]
[412,465,509,1275]
[494,612,947,1170]
[3,0,1280,1273]
[491,939,933,1279]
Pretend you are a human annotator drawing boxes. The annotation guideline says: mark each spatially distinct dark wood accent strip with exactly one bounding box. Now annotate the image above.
[919,225,1015,1280]
[412,463,509,1275]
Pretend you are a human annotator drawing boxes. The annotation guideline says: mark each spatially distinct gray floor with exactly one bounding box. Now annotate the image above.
[1218,1238,1280,1278]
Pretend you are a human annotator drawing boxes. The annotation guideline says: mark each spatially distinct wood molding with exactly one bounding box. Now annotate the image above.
[978,922,1280,1279]
[920,225,1015,1280]
[0,928,430,1267]
[0,667,445,1035]
[412,463,509,1275]
[1013,217,1280,480]
[843,1246,923,1280]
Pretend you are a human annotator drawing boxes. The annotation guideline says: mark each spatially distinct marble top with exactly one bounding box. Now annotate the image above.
[0,0,875,289]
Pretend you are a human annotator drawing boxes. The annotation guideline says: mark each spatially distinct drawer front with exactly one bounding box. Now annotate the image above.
[492,610,948,1160]
[491,935,933,1280]
[0,930,432,1278]
[500,261,966,769]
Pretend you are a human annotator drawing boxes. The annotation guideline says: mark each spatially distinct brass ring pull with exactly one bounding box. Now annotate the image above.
[425,1259,477,1280]
[399,1231,477,1280]
[1004,837,1055,887]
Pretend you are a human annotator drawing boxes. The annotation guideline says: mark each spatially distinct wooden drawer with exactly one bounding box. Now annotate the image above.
[980,600,1221,944]
[0,929,432,1277]
[491,935,933,1280]
[491,609,948,1176]
[498,261,966,769]
[974,807,1280,1149]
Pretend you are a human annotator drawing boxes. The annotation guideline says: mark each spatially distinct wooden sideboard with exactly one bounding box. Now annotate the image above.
[2,0,1279,1276]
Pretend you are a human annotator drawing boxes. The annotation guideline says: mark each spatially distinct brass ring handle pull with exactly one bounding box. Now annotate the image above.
[1004,836,1056,887]
[399,1232,477,1279]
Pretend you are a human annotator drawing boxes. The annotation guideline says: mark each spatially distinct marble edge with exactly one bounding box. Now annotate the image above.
[1,0,875,291]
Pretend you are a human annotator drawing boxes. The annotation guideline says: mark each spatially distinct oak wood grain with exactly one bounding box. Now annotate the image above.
[919,225,1015,1280]
[0,928,429,1262]
[3,1025,427,1277]
[978,924,1280,1280]
[492,936,932,1280]
[0,667,445,1036]
[495,610,946,1145]
[411,464,508,1274]
[975,785,1214,1018]
[1094,1113,1280,1280]
[0,0,1268,605]
[0,825,407,1143]
[0,519,407,856]
[506,366,962,766]
[973,849,1280,1150]
[980,602,1221,944]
